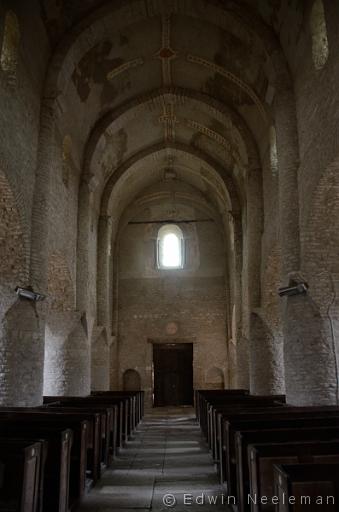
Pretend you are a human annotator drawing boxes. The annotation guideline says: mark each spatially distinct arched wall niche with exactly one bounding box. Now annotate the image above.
[123,369,141,391]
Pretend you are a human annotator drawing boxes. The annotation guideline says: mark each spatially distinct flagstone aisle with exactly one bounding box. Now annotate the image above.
[77,407,231,511]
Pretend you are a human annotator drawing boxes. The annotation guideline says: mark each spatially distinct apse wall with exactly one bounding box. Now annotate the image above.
[116,202,228,407]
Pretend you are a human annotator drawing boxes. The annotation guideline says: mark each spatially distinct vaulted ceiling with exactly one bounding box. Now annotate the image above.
[41,0,301,229]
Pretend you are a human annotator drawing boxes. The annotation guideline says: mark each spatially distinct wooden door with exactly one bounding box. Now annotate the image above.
[153,343,193,406]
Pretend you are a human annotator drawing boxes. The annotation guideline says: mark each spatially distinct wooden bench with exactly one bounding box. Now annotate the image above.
[208,397,286,461]
[45,395,129,450]
[0,439,41,512]
[0,421,73,512]
[194,390,249,426]
[0,411,89,509]
[44,402,115,469]
[249,441,339,511]
[219,406,339,486]
[235,426,339,512]
[92,391,144,427]
[274,463,339,511]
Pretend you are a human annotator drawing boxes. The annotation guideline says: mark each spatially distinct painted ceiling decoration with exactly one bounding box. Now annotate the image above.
[39,0,296,232]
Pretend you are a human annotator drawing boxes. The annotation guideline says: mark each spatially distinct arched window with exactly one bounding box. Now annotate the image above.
[157,224,184,269]
[1,11,20,83]
[310,0,329,70]
[270,126,278,176]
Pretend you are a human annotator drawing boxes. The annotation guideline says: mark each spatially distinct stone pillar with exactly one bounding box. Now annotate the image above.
[247,169,285,394]
[97,215,113,328]
[284,278,338,405]
[13,99,58,406]
[91,326,110,391]
[231,213,250,388]
[76,181,92,313]
[44,311,91,396]
[0,293,44,406]
[274,85,336,404]
[274,88,300,278]
[250,310,285,395]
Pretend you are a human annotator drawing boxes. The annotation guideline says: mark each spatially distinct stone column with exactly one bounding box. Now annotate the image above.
[274,85,336,404]
[44,311,91,396]
[97,215,113,328]
[91,326,110,391]
[230,213,250,388]
[76,181,92,313]
[250,310,285,395]
[0,292,44,406]
[247,169,285,394]
[2,99,57,406]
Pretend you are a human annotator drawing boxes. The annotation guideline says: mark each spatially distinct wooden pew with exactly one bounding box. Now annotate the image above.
[208,396,286,461]
[92,391,144,425]
[0,422,73,512]
[44,402,115,469]
[235,426,339,512]
[249,441,339,512]
[45,395,129,450]
[91,391,142,435]
[195,390,250,438]
[194,390,249,426]
[274,463,339,511]
[219,406,339,486]
[0,411,89,509]
[201,394,285,451]
[0,439,41,512]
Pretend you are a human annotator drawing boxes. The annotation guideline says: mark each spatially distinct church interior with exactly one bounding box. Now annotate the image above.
[1,0,339,510]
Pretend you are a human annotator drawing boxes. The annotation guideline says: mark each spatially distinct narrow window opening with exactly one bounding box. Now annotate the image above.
[1,11,20,85]
[310,0,329,70]
[270,126,278,177]
[157,225,184,269]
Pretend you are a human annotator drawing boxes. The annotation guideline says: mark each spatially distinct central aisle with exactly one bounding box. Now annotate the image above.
[77,407,231,511]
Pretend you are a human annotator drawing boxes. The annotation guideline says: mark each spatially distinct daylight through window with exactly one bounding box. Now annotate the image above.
[157,225,184,269]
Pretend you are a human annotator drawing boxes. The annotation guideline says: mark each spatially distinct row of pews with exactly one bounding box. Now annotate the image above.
[195,389,339,511]
[0,390,144,511]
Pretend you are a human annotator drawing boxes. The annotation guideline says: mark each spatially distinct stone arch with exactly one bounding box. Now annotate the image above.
[123,369,141,391]
[42,0,292,101]
[83,88,260,181]
[101,143,241,215]
[310,0,329,71]
[0,10,20,85]
[205,367,224,390]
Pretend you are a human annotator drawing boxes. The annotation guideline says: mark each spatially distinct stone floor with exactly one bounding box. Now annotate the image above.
[76,407,232,511]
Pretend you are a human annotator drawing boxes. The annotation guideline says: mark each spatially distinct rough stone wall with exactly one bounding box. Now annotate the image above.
[271,0,339,404]
[116,201,228,407]
[0,1,49,253]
